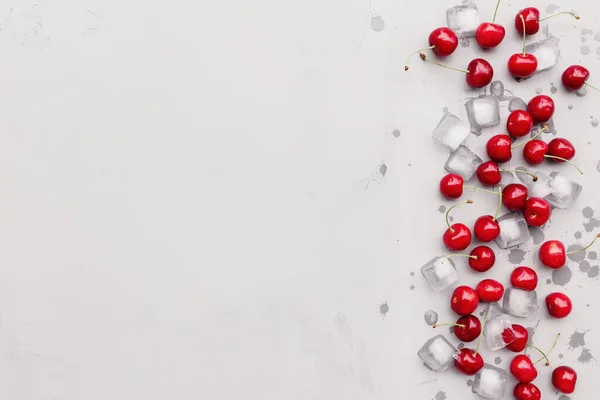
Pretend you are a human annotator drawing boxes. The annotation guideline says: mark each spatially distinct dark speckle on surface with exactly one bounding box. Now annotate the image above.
[466,378,474,387]
[558,395,571,400]
[508,249,526,264]
[457,342,464,349]
[588,265,599,278]
[552,265,572,286]
[568,330,587,349]
[575,231,582,239]
[408,163,412,167]
[379,302,389,319]
[392,129,401,138]
[589,251,597,260]
[410,272,415,277]
[379,163,387,177]
[535,88,542,94]
[438,205,446,213]
[550,84,558,94]
[424,309,438,325]
[567,245,586,262]
[494,356,502,365]
[583,207,594,219]
[370,15,385,32]
[568,104,574,110]
[546,278,552,284]
[559,353,564,359]
[578,348,595,364]
[409,285,415,291]
[579,260,591,272]
[529,226,545,244]
[432,391,447,400]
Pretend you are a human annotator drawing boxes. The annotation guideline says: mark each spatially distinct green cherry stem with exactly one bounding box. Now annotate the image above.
[533,333,561,366]
[520,14,527,56]
[493,186,502,221]
[420,53,470,74]
[492,0,501,23]
[501,169,538,182]
[405,46,435,71]
[473,307,489,356]
[463,185,501,195]
[543,155,584,174]
[511,125,548,149]
[446,200,473,233]
[446,253,478,260]
[539,11,580,22]
[567,233,600,255]
[432,322,466,329]
[584,81,600,92]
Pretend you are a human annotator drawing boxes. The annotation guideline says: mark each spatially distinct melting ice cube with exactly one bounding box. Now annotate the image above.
[503,288,539,318]
[417,334,457,372]
[432,112,470,152]
[421,256,459,292]
[465,95,501,131]
[446,3,479,38]
[545,171,583,209]
[515,166,553,198]
[473,364,509,399]
[525,37,560,73]
[508,97,528,111]
[444,145,482,180]
[495,213,532,249]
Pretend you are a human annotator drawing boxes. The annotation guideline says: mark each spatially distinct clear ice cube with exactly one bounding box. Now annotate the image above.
[525,37,560,73]
[417,334,457,372]
[446,3,480,38]
[508,97,528,111]
[421,256,459,292]
[515,166,553,198]
[545,171,583,209]
[473,364,509,399]
[495,212,531,249]
[499,171,519,189]
[503,288,539,318]
[465,95,501,130]
[483,307,516,350]
[432,112,470,152]
[444,145,482,180]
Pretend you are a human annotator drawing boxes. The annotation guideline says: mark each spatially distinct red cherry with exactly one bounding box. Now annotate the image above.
[514,7,540,35]
[486,134,512,163]
[465,59,494,89]
[439,173,464,199]
[546,292,572,318]
[547,138,575,162]
[502,183,528,211]
[433,315,482,342]
[506,324,529,352]
[476,279,504,302]
[404,28,459,70]
[513,383,541,400]
[562,65,590,91]
[469,246,496,272]
[508,54,538,79]
[510,354,538,383]
[476,161,501,186]
[474,215,500,242]
[451,286,479,316]
[527,95,555,123]
[552,365,577,394]
[429,27,459,57]
[476,22,506,49]
[443,200,473,251]
[523,197,551,227]
[454,348,484,375]
[539,240,566,269]
[523,140,549,165]
[507,110,534,137]
[510,267,538,291]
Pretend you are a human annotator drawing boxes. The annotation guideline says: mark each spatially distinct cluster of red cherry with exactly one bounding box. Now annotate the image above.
[405,2,599,94]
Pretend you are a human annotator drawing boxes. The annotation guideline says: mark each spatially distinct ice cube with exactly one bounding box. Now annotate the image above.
[483,307,516,350]
[515,166,553,198]
[498,171,519,189]
[444,145,482,180]
[503,288,539,318]
[525,37,560,73]
[465,95,501,131]
[473,364,509,399]
[490,81,504,98]
[495,212,531,249]
[508,97,528,111]
[417,334,457,372]
[545,171,583,209]
[446,3,479,38]
[421,256,459,292]
[432,112,470,152]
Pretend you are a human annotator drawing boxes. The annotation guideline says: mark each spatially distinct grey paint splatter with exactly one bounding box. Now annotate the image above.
[370,16,385,32]
[408,163,412,167]
[546,278,552,284]
[583,207,594,218]
[459,38,472,48]
[529,226,545,244]
[535,88,543,94]
[583,218,600,233]
[568,330,587,349]
[424,310,438,326]
[438,205,446,213]
[575,231,582,239]
[552,265,572,286]
[508,249,526,264]
[567,245,586,262]
[588,265,599,278]
[550,84,558,94]
[579,260,591,272]
[432,391,447,400]
[410,285,415,291]
[578,348,595,363]
[559,353,564,359]
[379,302,389,319]
[379,164,387,177]
[592,118,599,128]
[494,356,502,365]
[558,396,571,400]
[589,251,597,260]
[410,272,415,277]
[442,107,449,114]
[457,342,464,349]
[466,378,474,387]
[449,216,454,222]
[508,97,527,111]
[448,327,454,334]
[582,45,591,55]
[546,4,560,13]
[568,104,574,110]
[392,129,400,138]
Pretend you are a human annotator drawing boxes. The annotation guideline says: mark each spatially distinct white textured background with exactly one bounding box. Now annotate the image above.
[0,0,599,398]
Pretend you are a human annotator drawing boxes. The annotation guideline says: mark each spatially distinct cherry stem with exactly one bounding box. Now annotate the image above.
[492,0,501,23]
[432,322,466,329]
[420,53,470,74]
[543,155,584,174]
[501,169,538,181]
[463,185,501,195]
[539,11,580,22]
[447,253,477,260]
[493,186,502,221]
[584,81,600,93]
[533,333,561,366]
[405,46,435,71]
[511,125,548,149]
[567,233,600,254]
[520,15,527,56]
[446,199,473,232]
[473,307,489,356]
